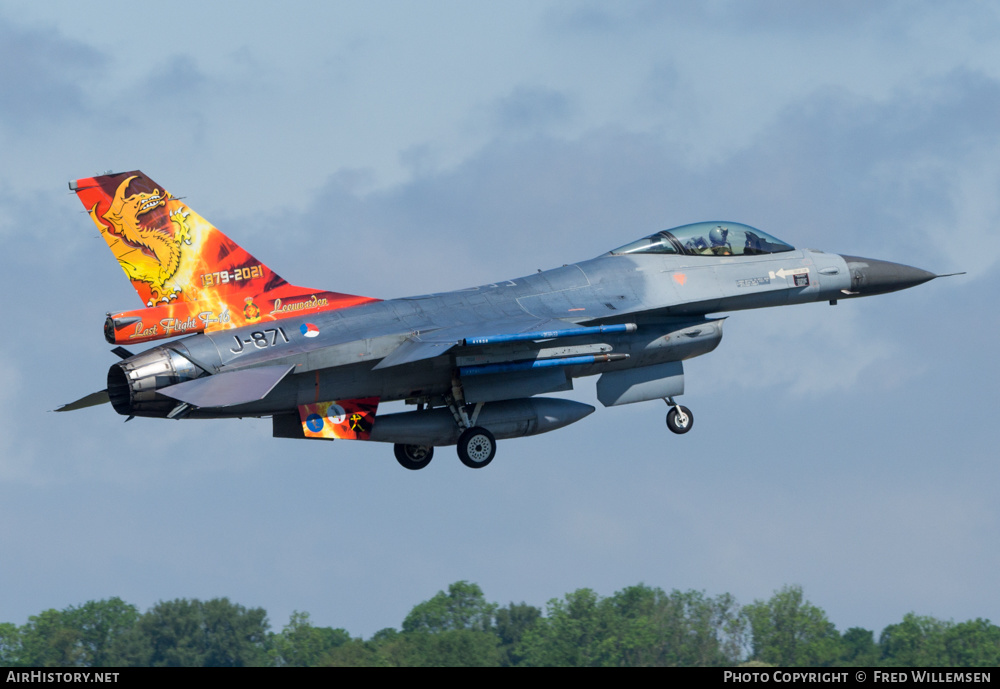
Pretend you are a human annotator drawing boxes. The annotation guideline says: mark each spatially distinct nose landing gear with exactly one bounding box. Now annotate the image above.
[665,398,693,435]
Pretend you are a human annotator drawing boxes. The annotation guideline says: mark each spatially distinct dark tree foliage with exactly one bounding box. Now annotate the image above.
[838,627,879,667]
[879,613,1000,668]
[2,584,998,667]
[879,613,949,667]
[17,609,83,667]
[744,585,842,667]
[402,581,496,633]
[318,638,383,667]
[119,598,270,667]
[317,629,500,667]
[391,581,500,666]
[494,602,542,666]
[271,611,351,667]
[9,599,139,668]
[373,629,500,667]
[943,618,1000,667]
[516,585,744,667]
[0,622,21,667]
[63,598,140,667]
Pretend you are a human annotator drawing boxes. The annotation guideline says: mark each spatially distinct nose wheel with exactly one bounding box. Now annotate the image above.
[665,402,693,435]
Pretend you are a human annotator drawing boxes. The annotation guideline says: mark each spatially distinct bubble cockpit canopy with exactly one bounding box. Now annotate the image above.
[610,222,795,258]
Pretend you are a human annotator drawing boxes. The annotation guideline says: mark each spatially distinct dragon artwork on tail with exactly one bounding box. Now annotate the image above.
[88,176,193,305]
[72,170,378,345]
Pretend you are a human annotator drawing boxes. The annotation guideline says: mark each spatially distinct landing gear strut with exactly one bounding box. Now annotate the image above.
[394,444,434,470]
[665,398,693,435]
[446,379,498,469]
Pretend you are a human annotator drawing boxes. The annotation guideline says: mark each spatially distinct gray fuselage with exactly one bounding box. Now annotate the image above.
[127,245,861,420]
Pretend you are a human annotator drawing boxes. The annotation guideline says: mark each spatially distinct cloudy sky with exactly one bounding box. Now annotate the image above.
[1,1,997,640]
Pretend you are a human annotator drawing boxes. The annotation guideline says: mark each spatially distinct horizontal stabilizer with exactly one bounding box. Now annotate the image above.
[159,365,294,408]
[55,389,110,412]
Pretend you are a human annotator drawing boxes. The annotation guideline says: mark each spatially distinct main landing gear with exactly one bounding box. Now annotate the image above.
[393,444,434,471]
[392,426,496,471]
[447,390,497,469]
[665,398,693,435]
[457,426,496,469]
[392,389,499,470]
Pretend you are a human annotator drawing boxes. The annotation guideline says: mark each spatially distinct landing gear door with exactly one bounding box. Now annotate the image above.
[596,361,684,407]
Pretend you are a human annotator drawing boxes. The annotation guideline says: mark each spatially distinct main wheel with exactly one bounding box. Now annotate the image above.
[394,444,434,470]
[666,405,693,434]
[457,427,496,468]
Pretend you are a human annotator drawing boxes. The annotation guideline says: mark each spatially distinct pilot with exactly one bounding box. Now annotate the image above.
[707,226,732,256]
[688,226,732,256]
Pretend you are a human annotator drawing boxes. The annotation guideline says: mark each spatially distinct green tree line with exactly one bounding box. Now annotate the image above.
[1,583,997,667]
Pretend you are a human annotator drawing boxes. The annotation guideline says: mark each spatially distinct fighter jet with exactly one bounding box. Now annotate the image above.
[58,170,952,470]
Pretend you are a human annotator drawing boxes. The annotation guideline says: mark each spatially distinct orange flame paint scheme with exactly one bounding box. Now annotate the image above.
[298,398,379,440]
[73,171,378,344]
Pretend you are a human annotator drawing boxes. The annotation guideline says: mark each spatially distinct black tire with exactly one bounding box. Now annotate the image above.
[394,444,434,470]
[457,427,496,468]
[666,405,694,434]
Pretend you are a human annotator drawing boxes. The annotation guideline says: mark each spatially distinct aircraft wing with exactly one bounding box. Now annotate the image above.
[373,318,583,370]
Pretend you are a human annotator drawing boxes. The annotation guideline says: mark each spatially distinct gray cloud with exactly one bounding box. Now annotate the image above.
[491,85,574,134]
[711,69,1000,272]
[259,65,1000,304]
[0,15,107,128]
[545,1,992,40]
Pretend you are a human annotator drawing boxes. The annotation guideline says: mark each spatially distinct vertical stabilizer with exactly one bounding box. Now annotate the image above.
[73,170,378,344]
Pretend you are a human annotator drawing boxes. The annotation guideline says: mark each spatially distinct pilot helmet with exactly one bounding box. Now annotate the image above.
[709,226,729,246]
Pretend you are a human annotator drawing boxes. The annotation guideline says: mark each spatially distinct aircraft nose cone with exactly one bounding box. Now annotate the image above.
[839,255,937,296]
